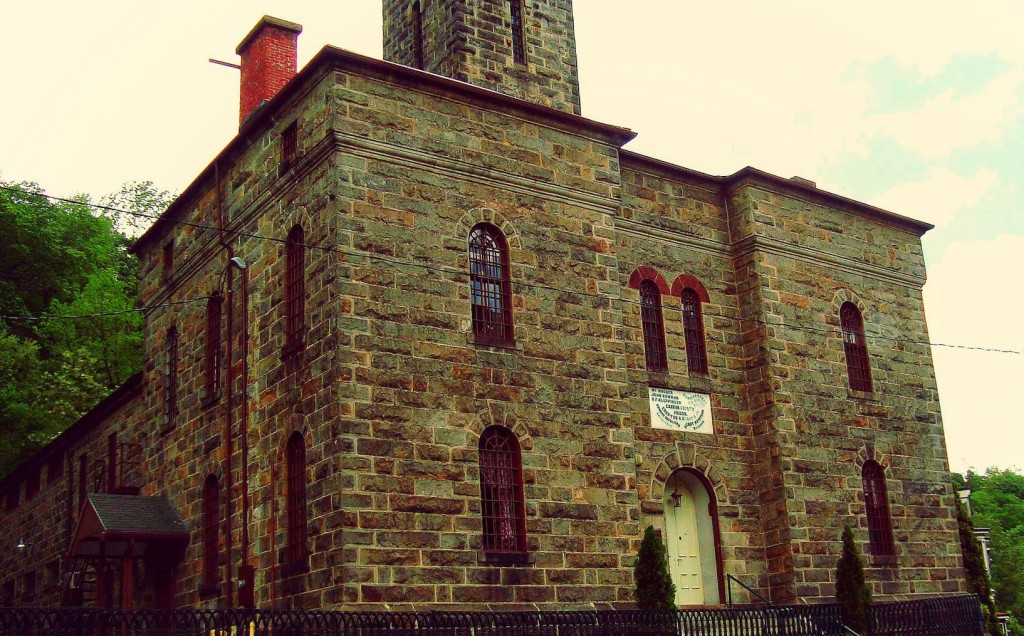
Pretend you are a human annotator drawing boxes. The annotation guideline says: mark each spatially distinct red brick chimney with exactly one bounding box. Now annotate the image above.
[236,16,303,126]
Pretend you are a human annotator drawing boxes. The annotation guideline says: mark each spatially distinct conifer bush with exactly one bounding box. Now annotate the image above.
[835,524,870,634]
[635,525,676,610]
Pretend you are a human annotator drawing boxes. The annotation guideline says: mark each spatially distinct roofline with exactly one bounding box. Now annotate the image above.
[0,372,143,491]
[132,46,637,252]
[725,166,934,234]
[620,150,934,235]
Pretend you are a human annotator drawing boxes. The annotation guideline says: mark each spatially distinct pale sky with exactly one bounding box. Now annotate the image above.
[1,1,1021,474]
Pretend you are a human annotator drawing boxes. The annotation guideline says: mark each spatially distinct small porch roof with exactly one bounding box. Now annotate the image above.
[69,493,188,559]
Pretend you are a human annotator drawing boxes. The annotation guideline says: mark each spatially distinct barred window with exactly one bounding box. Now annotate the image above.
[203,475,220,589]
[639,280,668,372]
[164,327,179,429]
[469,224,514,345]
[509,0,527,65]
[479,426,527,553]
[285,225,306,356]
[862,461,895,560]
[280,122,297,175]
[412,1,424,69]
[204,294,222,402]
[681,288,708,374]
[286,432,308,564]
[841,302,872,392]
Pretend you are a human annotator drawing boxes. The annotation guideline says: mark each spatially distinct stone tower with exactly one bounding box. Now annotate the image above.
[382,0,582,114]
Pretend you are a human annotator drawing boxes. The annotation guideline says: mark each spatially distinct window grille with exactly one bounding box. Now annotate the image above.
[469,224,513,345]
[164,327,179,428]
[286,432,308,564]
[47,453,63,485]
[203,475,220,588]
[205,294,222,401]
[285,226,306,356]
[862,461,895,559]
[639,280,668,372]
[479,427,527,553]
[681,288,708,374]
[509,0,526,65]
[841,302,873,392]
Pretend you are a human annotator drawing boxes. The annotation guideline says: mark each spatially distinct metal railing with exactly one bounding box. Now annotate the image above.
[0,595,985,636]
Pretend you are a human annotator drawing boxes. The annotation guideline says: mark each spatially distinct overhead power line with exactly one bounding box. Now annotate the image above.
[2,186,1019,356]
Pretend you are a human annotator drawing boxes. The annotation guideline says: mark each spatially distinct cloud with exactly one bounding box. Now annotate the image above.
[924,236,1024,472]
[870,70,1024,159]
[871,167,998,227]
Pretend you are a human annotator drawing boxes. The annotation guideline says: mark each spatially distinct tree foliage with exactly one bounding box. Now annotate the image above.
[957,497,1000,635]
[0,180,173,478]
[635,525,676,610]
[835,523,870,634]
[957,468,1024,636]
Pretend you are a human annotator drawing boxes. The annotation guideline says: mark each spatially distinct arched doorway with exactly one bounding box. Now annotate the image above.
[663,469,723,605]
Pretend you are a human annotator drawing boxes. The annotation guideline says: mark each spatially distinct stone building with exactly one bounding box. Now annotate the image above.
[0,0,966,610]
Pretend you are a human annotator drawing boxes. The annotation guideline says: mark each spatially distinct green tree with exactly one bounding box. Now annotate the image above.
[635,525,675,610]
[835,524,870,635]
[0,181,172,478]
[957,497,1000,635]
[959,469,1024,632]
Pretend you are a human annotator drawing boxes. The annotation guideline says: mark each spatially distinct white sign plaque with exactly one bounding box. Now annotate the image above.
[648,388,713,434]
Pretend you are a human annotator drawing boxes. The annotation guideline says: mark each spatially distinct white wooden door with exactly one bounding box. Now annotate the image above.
[666,485,704,605]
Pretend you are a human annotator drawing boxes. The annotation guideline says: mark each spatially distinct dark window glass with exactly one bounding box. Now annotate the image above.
[162,241,173,278]
[78,454,87,514]
[509,0,526,65]
[412,1,424,69]
[22,571,36,604]
[681,288,708,374]
[639,280,668,372]
[5,485,18,511]
[203,475,220,588]
[286,432,308,564]
[841,302,873,392]
[479,426,527,553]
[25,468,39,501]
[469,224,513,345]
[280,122,297,175]
[47,453,63,485]
[862,461,895,559]
[205,294,222,401]
[164,327,179,428]
[285,225,306,356]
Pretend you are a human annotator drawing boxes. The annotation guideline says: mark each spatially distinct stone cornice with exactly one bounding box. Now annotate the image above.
[731,234,927,288]
[331,129,623,215]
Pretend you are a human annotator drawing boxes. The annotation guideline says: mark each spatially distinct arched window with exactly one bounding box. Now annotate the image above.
[639,280,668,372]
[202,475,220,589]
[286,432,308,564]
[285,225,306,356]
[681,289,708,375]
[164,326,178,429]
[204,294,222,402]
[862,460,895,560]
[841,302,872,392]
[469,224,513,345]
[479,426,527,553]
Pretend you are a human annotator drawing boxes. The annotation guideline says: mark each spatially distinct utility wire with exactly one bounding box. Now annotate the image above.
[3,186,1019,355]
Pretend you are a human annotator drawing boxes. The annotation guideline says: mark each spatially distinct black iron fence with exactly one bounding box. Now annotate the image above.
[0,594,983,636]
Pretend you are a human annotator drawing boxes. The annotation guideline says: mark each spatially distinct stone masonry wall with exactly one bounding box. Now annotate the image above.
[727,181,965,601]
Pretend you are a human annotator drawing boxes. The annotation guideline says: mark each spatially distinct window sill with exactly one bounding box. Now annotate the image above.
[478,551,534,566]
[847,388,878,402]
[202,392,221,410]
[199,584,221,600]
[280,557,309,578]
[469,333,519,351]
[870,555,897,568]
